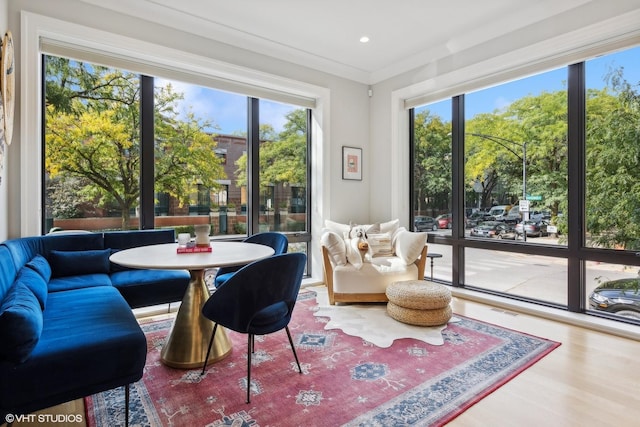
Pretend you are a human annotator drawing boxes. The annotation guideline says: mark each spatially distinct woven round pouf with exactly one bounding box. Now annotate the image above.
[387,302,452,326]
[385,280,452,326]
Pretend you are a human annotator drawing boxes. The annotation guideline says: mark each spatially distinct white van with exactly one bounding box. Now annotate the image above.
[488,205,510,220]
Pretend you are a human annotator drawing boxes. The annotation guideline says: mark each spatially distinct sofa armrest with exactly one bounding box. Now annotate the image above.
[414,245,428,280]
[321,245,336,305]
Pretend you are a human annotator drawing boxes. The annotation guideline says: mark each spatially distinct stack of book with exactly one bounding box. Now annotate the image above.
[177,242,212,253]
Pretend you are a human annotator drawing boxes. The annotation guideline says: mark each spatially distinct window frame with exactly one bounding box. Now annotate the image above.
[23,12,328,280]
[408,57,640,323]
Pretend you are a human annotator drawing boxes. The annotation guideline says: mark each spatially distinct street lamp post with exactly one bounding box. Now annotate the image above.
[467,133,528,241]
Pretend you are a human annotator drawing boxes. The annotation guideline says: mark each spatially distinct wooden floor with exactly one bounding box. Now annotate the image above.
[4,295,639,427]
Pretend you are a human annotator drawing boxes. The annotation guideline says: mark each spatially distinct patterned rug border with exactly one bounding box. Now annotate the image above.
[85,289,561,427]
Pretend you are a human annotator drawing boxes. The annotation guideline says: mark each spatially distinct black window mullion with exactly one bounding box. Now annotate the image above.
[247,97,260,235]
[40,55,48,234]
[139,75,155,230]
[451,94,465,286]
[567,62,586,312]
[409,109,417,228]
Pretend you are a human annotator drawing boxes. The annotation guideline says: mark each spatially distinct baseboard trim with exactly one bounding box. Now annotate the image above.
[450,286,640,342]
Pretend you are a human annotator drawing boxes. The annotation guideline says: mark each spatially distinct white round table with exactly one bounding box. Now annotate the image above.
[110,242,275,369]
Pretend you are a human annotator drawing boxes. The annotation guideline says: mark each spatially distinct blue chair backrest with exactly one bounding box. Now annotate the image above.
[244,232,288,255]
[215,232,288,280]
[203,252,306,334]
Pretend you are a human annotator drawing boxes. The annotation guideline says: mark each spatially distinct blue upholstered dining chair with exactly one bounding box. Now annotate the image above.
[213,232,288,288]
[201,252,307,403]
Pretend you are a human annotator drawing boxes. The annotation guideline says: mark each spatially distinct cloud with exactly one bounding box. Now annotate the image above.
[155,79,303,136]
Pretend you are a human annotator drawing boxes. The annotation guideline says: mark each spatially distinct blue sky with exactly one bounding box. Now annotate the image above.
[160,79,298,135]
[164,45,639,134]
[418,45,640,120]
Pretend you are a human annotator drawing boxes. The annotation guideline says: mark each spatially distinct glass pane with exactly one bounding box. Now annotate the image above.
[258,99,308,233]
[424,242,451,282]
[153,80,247,238]
[587,261,640,320]
[464,69,567,245]
[465,248,568,306]
[413,100,452,236]
[585,45,640,250]
[44,56,141,232]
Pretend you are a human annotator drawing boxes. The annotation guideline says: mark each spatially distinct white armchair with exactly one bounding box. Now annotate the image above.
[320,220,428,305]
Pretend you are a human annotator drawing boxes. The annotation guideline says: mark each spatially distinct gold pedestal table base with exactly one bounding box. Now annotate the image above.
[160,269,232,369]
[108,241,275,369]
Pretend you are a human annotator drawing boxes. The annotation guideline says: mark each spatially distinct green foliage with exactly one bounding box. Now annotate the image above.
[584,69,640,249]
[414,65,639,249]
[45,57,226,229]
[235,109,307,189]
[413,110,451,212]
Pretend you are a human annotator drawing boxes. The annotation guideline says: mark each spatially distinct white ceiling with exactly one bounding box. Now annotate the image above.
[81,0,616,84]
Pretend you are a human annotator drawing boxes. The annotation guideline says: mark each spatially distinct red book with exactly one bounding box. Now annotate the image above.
[177,243,212,253]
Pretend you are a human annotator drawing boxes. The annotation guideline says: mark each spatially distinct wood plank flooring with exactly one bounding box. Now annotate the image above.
[3,295,639,427]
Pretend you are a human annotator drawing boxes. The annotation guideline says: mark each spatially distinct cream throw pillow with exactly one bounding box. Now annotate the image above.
[380,218,400,234]
[367,232,393,257]
[321,231,347,266]
[324,220,351,236]
[395,230,428,265]
[344,237,364,269]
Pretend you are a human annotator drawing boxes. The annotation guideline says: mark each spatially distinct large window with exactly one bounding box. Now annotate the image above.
[584,47,640,320]
[411,44,640,323]
[43,55,311,261]
[465,68,568,247]
[412,99,452,237]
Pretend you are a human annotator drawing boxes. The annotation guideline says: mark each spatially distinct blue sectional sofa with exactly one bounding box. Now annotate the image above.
[0,229,190,422]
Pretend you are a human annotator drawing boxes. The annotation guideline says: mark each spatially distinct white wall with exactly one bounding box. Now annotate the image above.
[0,0,7,242]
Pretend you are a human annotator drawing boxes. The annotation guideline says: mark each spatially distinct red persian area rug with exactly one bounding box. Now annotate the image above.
[85,289,560,426]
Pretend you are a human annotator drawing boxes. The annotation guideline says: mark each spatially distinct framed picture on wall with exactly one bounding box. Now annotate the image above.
[342,146,362,181]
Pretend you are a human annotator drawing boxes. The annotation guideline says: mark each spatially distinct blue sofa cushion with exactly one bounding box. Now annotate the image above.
[49,249,111,278]
[15,267,48,310]
[103,229,176,250]
[0,283,43,363]
[47,273,112,293]
[0,286,146,416]
[25,254,52,282]
[110,269,189,309]
[0,246,17,306]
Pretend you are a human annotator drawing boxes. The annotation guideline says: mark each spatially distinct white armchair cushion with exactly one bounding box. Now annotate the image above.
[321,231,347,266]
[395,230,428,265]
[333,257,419,294]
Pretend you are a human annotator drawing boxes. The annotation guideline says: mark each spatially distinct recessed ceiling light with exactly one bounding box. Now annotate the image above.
[359,36,370,43]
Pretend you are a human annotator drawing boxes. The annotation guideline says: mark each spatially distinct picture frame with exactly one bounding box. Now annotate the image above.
[1,30,14,145]
[342,146,362,181]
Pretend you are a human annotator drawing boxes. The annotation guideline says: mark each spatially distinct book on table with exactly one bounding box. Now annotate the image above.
[177,242,212,253]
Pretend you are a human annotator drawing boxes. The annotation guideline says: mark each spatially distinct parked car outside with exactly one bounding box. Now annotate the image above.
[466,211,493,228]
[530,210,552,221]
[414,216,438,231]
[435,213,453,229]
[515,220,549,237]
[470,221,517,240]
[487,205,512,221]
[589,278,640,320]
